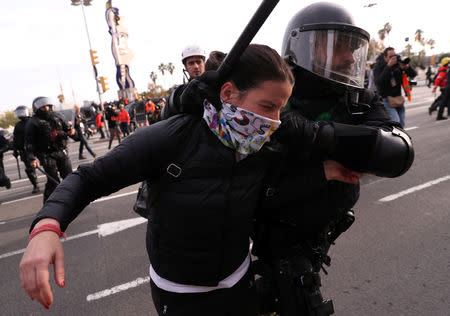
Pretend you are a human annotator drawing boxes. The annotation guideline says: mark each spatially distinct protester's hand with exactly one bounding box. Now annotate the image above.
[323,160,362,184]
[68,128,76,136]
[179,70,221,114]
[30,159,39,168]
[387,55,398,68]
[19,218,66,310]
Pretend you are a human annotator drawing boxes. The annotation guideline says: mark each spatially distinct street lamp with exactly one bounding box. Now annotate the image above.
[70,0,104,111]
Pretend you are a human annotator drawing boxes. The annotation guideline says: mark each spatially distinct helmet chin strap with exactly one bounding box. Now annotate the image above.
[344,87,371,116]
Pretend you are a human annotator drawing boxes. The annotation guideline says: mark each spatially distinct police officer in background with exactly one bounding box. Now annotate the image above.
[25,97,75,202]
[250,3,414,315]
[160,45,206,120]
[13,105,39,194]
[0,128,11,190]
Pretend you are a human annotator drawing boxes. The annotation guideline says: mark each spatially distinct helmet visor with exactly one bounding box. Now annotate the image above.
[286,29,368,88]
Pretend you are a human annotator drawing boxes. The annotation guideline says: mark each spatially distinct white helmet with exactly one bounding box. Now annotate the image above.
[181,45,206,65]
[32,96,54,112]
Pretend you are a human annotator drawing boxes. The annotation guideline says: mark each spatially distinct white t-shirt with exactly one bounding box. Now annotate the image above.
[149,252,250,293]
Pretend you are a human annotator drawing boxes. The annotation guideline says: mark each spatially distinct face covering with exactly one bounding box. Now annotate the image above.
[202,99,281,155]
[36,109,52,120]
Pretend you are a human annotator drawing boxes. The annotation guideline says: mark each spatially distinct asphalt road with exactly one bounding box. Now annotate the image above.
[1,84,449,315]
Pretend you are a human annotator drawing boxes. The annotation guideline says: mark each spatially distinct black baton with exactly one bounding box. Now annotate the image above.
[36,166,60,185]
[217,0,280,81]
[15,156,22,179]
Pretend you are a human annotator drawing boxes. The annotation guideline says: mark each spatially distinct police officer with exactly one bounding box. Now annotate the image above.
[12,105,39,194]
[0,128,11,190]
[25,97,75,202]
[160,45,206,120]
[251,3,413,315]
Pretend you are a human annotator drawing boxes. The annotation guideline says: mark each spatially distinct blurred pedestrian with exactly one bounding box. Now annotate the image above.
[95,109,106,139]
[74,105,97,160]
[105,104,121,149]
[118,104,130,137]
[426,65,434,88]
[0,129,11,190]
[430,57,450,120]
[12,106,39,193]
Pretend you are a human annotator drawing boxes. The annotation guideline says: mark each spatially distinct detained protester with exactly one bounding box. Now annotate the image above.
[19,44,359,315]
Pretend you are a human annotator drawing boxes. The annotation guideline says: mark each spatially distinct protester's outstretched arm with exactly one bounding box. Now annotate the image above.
[19,218,66,310]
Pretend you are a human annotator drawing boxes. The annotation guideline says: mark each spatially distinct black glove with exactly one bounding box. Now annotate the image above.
[179,70,221,114]
[13,150,19,158]
[273,110,336,153]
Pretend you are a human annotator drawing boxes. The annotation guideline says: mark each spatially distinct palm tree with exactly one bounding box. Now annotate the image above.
[403,43,413,56]
[378,22,392,46]
[166,63,175,75]
[166,62,175,85]
[158,63,166,76]
[150,71,157,84]
[414,29,424,45]
[426,38,435,50]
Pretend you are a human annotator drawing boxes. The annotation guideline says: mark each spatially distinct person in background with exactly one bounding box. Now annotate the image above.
[105,104,121,150]
[95,109,106,139]
[373,47,417,127]
[12,105,39,193]
[0,128,11,190]
[429,57,450,120]
[118,104,130,137]
[25,97,75,202]
[74,105,97,160]
[160,45,206,120]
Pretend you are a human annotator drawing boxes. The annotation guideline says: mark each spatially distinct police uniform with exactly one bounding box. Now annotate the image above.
[251,3,414,315]
[13,106,39,193]
[25,97,73,202]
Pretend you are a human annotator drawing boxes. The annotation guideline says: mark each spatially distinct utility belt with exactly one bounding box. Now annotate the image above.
[252,209,356,315]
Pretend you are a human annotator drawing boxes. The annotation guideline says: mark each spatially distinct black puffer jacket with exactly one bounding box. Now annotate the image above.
[31,115,269,286]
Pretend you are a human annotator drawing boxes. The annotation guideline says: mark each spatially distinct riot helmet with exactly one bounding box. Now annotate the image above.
[282,2,370,90]
[32,96,54,112]
[14,105,31,119]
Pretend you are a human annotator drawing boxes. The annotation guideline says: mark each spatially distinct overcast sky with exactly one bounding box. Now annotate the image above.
[1,0,448,112]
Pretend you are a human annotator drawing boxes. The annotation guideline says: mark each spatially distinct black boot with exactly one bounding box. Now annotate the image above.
[32,186,40,194]
[436,116,448,121]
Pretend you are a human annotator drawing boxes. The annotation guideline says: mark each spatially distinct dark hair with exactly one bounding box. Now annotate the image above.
[205,51,227,71]
[383,47,394,56]
[225,44,294,92]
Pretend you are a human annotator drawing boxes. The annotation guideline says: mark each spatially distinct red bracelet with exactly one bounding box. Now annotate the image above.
[29,224,67,241]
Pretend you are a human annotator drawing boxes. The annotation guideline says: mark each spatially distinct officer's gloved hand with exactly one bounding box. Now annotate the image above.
[179,70,221,114]
[13,150,19,158]
[274,110,337,153]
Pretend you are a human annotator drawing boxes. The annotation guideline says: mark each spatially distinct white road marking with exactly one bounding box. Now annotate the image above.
[404,126,418,131]
[0,217,147,260]
[1,194,42,205]
[0,222,5,225]
[1,189,137,206]
[86,276,150,302]
[379,175,450,202]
